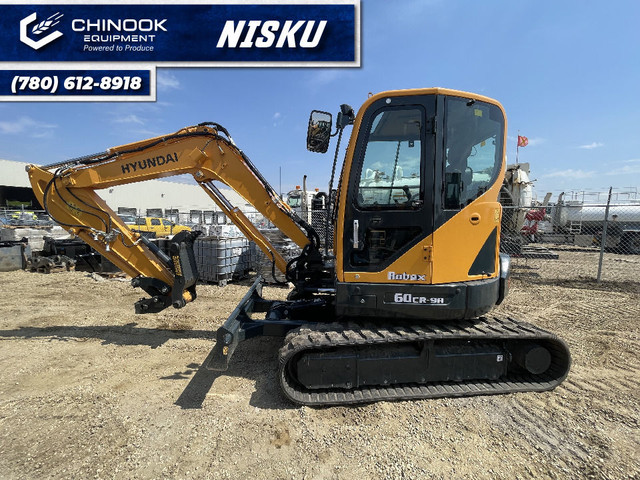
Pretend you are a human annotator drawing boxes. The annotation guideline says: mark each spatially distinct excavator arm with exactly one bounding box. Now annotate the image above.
[27,123,320,312]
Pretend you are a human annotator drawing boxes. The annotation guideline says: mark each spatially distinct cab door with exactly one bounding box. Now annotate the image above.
[342,94,436,284]
[148,218,163,235]
[431,96,506,284]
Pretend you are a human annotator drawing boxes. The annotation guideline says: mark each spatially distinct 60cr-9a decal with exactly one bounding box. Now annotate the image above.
[390,293,445,304]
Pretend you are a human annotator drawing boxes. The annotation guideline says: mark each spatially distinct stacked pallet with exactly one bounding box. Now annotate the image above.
[193,236,256,286]
[0,225,68,250]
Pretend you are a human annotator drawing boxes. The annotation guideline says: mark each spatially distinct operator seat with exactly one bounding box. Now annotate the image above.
[446,144,473,206]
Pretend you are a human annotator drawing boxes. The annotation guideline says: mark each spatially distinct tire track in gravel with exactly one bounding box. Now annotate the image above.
[505,396,595,465]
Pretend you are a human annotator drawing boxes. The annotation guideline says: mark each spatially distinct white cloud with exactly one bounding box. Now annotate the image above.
[540,168,596,179]
[379,0,444,29]
[32,130,56,139]
[105,101,171,125]
[525,137,545,147]
[156,71,181,91]
[113,114,145,125]
[272,111,283,127]
[0,116,56,135]
[605,164,640,176]
[578,142,604,150]
[130,128,164,138]
[314,70,344,85]
[307,69,356,89]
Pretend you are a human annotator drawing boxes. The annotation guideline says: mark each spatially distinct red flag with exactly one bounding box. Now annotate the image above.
[517,135,529,147]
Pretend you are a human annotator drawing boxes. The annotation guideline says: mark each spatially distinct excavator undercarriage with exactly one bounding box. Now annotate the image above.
[207,276,570,406]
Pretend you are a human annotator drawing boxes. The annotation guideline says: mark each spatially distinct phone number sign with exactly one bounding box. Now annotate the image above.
[0,69,152,101]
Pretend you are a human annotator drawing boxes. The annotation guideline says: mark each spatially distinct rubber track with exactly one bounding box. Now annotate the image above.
[278,316,571,406]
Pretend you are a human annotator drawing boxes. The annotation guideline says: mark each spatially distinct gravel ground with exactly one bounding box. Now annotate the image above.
[0,250,638,479]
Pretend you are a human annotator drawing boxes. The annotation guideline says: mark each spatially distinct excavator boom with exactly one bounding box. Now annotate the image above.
[28,123,322,312]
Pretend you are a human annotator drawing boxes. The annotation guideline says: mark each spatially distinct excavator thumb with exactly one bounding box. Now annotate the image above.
[169,230,201,308]
[133,230,202,313]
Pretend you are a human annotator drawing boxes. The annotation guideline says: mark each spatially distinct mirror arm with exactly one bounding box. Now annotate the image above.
[325,123,346,255]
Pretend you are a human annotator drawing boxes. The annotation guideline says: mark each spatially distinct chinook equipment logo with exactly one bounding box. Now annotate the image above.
[121,152,179,174]
[20,12,64,50]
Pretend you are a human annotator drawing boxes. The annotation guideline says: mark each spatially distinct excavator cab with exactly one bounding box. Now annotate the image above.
[307,90,509,320]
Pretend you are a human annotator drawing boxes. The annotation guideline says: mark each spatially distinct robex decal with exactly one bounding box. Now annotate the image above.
[387,271,427,281]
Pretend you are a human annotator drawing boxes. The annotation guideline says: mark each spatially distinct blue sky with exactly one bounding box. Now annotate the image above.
[2,0,640,202]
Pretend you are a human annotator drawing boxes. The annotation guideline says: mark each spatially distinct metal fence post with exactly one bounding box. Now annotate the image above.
[596,187,613,282]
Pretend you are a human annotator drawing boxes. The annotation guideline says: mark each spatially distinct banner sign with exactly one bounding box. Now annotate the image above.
[0,2,358,64]
[0,69,152,99]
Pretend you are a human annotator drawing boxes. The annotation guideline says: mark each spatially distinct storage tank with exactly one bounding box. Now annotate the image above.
[551,202,640,234]
[502,163,533,208]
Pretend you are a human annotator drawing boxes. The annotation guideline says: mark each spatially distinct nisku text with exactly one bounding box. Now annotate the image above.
[216,20,327,48]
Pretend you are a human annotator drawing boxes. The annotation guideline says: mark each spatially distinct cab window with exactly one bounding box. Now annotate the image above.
[444,98,504,209]
[150,218,161,226]
[288,195,301,207]
[356,107,423,209]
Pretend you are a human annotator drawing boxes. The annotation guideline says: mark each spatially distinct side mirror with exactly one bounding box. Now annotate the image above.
[306,110,332,153]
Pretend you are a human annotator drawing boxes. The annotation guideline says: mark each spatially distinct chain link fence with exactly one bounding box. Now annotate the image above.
[501,203,640,283]
[0,207,53,227]
[3,202,638,285]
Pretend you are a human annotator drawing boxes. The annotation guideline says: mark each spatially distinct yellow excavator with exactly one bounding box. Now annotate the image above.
[27,88,570,405]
